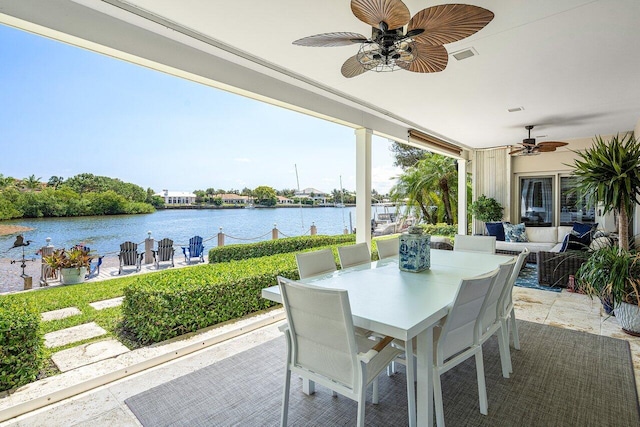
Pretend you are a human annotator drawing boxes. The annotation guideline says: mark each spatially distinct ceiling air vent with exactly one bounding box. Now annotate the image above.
[451,47,477,61]
[508,107,524,112]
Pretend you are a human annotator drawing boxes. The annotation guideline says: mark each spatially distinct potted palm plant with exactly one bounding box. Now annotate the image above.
[571,133,640,334]
[571,133,640,250]
[43,247,93,285]
[577,246,640,335]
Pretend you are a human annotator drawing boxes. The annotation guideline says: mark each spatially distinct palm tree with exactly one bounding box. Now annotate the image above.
[23,174,42,190]
[390,153,459,224]
[571,133,640,250]
[0,174,16,189]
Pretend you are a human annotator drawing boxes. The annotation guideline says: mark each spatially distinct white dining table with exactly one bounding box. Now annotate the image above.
[261,249,512,427]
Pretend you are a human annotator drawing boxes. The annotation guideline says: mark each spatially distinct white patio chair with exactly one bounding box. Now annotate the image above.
[376,237,399,259]
[432,268,499,426]
[277,276,402,427]
[498,248,529,373]
[338,242,371,269]
[477,257,517,379]
[453,234,496,254]
[295,249,337,279]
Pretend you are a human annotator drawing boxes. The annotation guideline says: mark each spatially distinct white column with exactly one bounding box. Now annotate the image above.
[457,159,467,235]
[355,128,372,247]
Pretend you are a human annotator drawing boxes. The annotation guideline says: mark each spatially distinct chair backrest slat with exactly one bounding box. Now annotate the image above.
[157,238,174,261]
[120,241,138,266]
[189,236,204,257]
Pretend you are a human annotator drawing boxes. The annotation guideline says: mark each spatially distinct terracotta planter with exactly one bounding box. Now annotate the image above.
[60,267,87,285]
[614,302,640,336]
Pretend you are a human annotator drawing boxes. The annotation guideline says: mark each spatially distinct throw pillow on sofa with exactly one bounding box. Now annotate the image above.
[485,222,505,241]
[568,222,598,249]
[504,222,528,242]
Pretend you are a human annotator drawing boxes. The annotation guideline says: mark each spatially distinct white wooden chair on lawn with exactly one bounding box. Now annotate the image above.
[453,234,496,254]
[277,276,402,427]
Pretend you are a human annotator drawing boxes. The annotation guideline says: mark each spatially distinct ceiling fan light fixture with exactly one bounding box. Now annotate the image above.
[294,1,494,78]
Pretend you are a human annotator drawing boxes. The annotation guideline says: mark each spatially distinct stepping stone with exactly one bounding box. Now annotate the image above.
[41,307,81,322]
[89,297,124,310]
[44,322,107,348]
[51,339,130,372]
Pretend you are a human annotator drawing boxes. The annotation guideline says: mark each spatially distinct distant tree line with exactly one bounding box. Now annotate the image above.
[191,185,385,207]
[0,173,160,220]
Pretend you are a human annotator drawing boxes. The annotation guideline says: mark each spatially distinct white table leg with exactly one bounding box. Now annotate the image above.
[302,379,315,395]
[416,327,434,427]
[405,345,417,427]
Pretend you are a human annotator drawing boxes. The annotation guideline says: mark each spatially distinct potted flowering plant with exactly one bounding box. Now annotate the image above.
[43,247,93,285]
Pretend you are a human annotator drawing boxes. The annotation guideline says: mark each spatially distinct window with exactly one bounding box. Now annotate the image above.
[520,177,553,226]
[559,176,595,225]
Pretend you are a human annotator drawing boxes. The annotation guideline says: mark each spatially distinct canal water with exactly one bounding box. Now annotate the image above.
[0,206,391,256]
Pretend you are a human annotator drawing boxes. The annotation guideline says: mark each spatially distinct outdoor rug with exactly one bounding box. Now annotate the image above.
[514,263,561,293]
[125,321,639,427]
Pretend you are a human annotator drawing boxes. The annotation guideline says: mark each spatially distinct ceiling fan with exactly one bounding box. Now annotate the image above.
[509,125,569,156]
[292,0,494,78]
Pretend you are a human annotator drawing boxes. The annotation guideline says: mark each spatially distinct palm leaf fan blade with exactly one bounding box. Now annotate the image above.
[399,44,448,73]
[408,4,494,46]
[293,32,368,47]
[341,54,369,78]
[351,0,410,30]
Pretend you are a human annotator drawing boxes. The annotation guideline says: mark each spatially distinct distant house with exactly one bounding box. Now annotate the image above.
[219,193,251,205]
[276,195,294,205]
[156,190,196,205]
[295,187,328,204]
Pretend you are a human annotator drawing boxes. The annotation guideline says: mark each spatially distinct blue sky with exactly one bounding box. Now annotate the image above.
[0,24,402,195]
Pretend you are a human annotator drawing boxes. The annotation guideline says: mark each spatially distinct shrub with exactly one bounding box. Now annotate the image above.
[418,223,457,238]
[469,195,504,222]
[0,299,44,392]
[122,247,341,344]
[208,234,355,263]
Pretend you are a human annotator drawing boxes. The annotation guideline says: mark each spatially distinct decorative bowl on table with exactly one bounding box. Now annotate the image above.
[399,226,431,272]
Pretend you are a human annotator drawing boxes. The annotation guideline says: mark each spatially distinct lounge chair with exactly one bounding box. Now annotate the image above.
[182,236,205,264]
[118,241,143,274]
[153,238,175,268]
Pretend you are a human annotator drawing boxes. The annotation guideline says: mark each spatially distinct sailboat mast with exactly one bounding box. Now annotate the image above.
[295,164,305,232]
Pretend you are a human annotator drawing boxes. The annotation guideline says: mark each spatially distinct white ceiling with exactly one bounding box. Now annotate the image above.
[2,0,640,150]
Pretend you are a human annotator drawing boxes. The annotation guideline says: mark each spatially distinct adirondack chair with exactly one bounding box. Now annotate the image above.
[153,238,175,268]
[118,241,143,274]
[72,244,104,279]
[182,236,205,264]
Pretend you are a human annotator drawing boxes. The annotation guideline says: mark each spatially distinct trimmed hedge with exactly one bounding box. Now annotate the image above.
[0,299,43,392]
[208,234,355,263]
[123,247,341,344]
[419,223,457,238]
